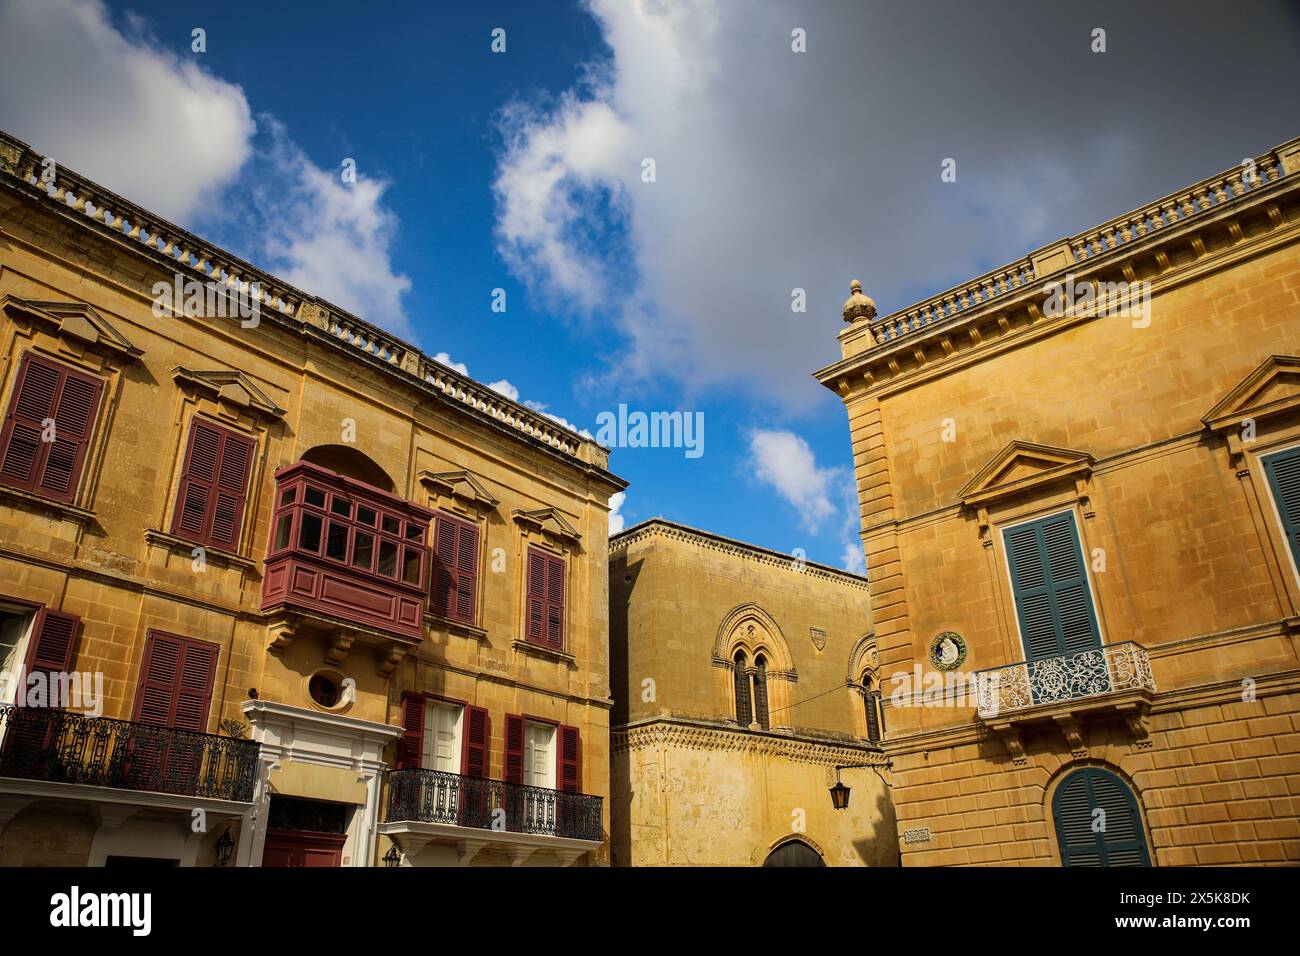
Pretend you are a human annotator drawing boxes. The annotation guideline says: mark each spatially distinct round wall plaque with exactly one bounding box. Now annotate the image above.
[929,631,967,671]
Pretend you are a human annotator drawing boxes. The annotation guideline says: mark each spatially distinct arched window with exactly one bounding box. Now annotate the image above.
[862,674,885,743]
[752,655,770,730]
[1052,768,1151,866]
[733,650,751,726]
[762,839,825,867]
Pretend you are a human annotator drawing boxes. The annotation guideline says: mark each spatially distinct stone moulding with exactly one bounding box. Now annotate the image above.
[0,129,623,482]
[611,718,888,768]
[610,518,870,589]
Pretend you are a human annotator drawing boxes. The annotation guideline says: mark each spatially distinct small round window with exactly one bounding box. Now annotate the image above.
[309,673,342,708]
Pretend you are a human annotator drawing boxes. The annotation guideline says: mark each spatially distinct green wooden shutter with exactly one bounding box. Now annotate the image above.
[1004,511,1101,662]
[1053,768,1151,866]
[1263,446,1300,574]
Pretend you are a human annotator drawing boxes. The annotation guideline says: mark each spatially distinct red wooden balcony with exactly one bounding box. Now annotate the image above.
[260,461,435,640]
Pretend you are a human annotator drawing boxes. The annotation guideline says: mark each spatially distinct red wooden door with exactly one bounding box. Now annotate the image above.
[261,829,345,868]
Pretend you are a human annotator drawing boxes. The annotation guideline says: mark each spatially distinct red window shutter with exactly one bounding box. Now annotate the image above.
[131,631,218,731]
[504,713,524,784]
[171,418,255,550]
[526,549,546,643]
[398,693,425,769]
[0,352,103,503]
[454,521,479,624]
[545,553,565,649]
[22,608,80,689]
[461,705,489,778]
[432,517,457,618]
[558,724,581,794]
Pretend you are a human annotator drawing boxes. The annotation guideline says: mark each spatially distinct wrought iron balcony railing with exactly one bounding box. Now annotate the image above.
[975,641,1155,719]
[0,705,260,802]
[387,768,603,842]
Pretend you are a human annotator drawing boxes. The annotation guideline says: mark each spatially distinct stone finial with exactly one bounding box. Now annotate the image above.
[842,279,877,324]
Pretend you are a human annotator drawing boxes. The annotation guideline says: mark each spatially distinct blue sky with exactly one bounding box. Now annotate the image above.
[2,0,1298,572]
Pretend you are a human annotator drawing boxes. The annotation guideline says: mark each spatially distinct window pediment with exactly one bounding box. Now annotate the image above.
[1202,354,1300,434]
[959,440,1094,510]
[1,295,141,363]
[418,469,499,511]
[512,506,581,544]
[172,367,286,421]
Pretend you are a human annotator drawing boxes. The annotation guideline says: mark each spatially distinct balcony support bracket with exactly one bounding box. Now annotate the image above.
[377,642,407,678]
[325,631,353,666]
[1053,715,1087,759]
[1117,702,1153,748]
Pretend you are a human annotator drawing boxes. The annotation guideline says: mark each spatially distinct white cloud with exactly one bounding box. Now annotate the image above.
[488,380,520,401]
[0,0,413,340]
[494,0,1300,408]
[749,428,864,574]
[432,351,470,376]
[608,491,627,535]
[0,0,254,223]
[748,429,836,532]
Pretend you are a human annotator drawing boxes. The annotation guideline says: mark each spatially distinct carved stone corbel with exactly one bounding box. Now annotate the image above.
[1054,715,1087,758]
[377,642,407,678]
[1117,703,1152,748]
[267,618,296,653]
[325,632,353,666]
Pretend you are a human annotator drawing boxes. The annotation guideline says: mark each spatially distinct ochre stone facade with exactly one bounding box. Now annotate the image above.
[609,519,898,866]
[0,129,624,866]
[816,138,1300,865]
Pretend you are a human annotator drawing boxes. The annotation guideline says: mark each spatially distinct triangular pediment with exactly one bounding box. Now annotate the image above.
[959,440,1093,507]
[172,366,285,419]
[418,470,499,509]
[1,295,141,359]
[1203,355,1300,432]
[512,507,581,543]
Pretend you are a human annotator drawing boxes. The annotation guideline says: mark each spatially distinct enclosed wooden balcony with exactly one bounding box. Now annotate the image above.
[260,461,435,641]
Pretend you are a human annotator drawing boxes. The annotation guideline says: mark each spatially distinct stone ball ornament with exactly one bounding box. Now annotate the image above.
[842,279,877,324]
[929,631,967,671]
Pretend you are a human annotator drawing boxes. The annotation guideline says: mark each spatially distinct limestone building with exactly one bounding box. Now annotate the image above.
[816,138,1300,865]
[608,519,898,866]
[0,129,625,867]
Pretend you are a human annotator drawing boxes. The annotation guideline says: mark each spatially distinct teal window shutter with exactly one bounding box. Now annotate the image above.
[1003,511,1101,662]
[1053,768,1151,866]
[1263,446,1300,575]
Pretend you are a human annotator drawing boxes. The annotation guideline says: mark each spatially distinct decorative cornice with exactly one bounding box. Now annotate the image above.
[958,440,1094,510]
[816,136,1300,397]
[172,366,286,420]
[418,469,500,509]
[1,294,142,361]
[512,506,582,543]
[610,518,870,589]
[611,717,887,767]
[1202,354,1300,433]
[0,129,625,487]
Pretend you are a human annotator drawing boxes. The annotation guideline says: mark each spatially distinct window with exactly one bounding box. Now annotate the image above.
[397,693,488,778]
[171,417,255,550]
[132,631,219,732]
[862,674,885,744]
[525,547,565,649]
[733,650,751,726]
[504,714,581,793]
[308,673,341,708]
[0,603,36,707]
[431,513,480,624]
[1052,768,1151,866]
[422,700,463,773]
[752,655,770,730]
[1003,510,1101,662]
[0,351,104,503]
[1262,445,1300,578]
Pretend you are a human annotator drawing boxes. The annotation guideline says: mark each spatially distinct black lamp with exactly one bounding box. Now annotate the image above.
[383,842,402,868]
[215,825,235,866]
[829,769,851,811]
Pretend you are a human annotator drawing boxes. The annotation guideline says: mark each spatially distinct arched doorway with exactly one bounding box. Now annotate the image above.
[1052,767,1151,866]
[762,839,825,867]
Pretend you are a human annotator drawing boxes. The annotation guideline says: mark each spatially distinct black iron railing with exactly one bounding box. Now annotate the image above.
[387,768,603,842]
[0,705,260,802]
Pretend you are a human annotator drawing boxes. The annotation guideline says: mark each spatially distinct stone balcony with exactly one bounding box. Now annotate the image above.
[975,641,1157,763]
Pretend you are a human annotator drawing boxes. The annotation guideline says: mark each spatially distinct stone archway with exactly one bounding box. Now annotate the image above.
[762,838,826,867]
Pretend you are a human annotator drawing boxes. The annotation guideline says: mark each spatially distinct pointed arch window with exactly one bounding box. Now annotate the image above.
[862,673,885,743]
[733,650,751,726]
[752,655,770,730]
